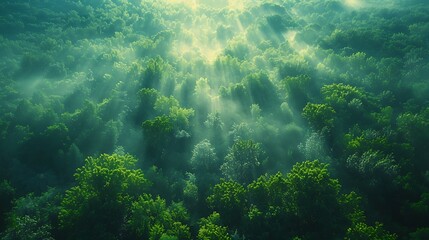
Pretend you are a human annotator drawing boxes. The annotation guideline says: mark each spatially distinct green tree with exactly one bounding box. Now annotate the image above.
[244,162,361,239]
[207,180,246,228]
[247,173,290,213]
[59,154,149,240]
[245,173,294,239]
[0,180,15,232]
[141,92,194,169]
[346,150,399,188]
[321,83,371,114]
[204,113,226,156]
[197,212,231,240]
[345,222,397,240]
[220,140,265,184]
[280,75,313,109]
[190,140,219,174]
[302,103,336,131]
[397,109,429,171]
[243,72,279,111]
[286,161,347,239]
[1,188,61,240]
[154,95,179,115]
[127,195,190,240]
[141,57,164,89]
[142,115,174,163]
[1,216,54,240]
[133,88,160,125]
[190,140,220,200]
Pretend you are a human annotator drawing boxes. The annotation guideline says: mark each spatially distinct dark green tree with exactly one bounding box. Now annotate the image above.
[207,180,246,228]
[285,160,347,239]
[1,188,61,240]
[345,222,397,240]
[0,180,15,232]
[127,195,190,240]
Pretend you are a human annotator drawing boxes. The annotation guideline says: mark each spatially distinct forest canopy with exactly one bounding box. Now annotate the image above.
[1,0,429,239]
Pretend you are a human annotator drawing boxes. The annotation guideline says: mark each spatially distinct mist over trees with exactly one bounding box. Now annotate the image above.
[1,0,429,239]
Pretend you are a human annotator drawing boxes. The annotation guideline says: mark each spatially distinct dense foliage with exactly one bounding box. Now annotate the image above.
[1,0,428,239]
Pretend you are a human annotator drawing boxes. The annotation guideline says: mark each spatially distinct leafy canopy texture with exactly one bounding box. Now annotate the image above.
[58,153,191,240]
[127,195,191,240]
[220,140,265,184]
[207,180,246,228]
[207,160,396,240]
[59,154,149,240]
[197,212,231,240]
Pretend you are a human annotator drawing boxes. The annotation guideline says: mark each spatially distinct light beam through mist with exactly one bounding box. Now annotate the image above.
[344,0,364,8]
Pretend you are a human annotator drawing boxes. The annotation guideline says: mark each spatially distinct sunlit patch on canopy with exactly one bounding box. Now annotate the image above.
[171,14,224,64]
[165,0,199,10]
[163,0,249,11]
[226,0,246,11]
[344,0,364,9]
[285,30,312,57]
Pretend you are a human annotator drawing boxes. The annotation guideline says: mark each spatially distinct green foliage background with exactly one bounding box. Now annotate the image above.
[1,0,428,239]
